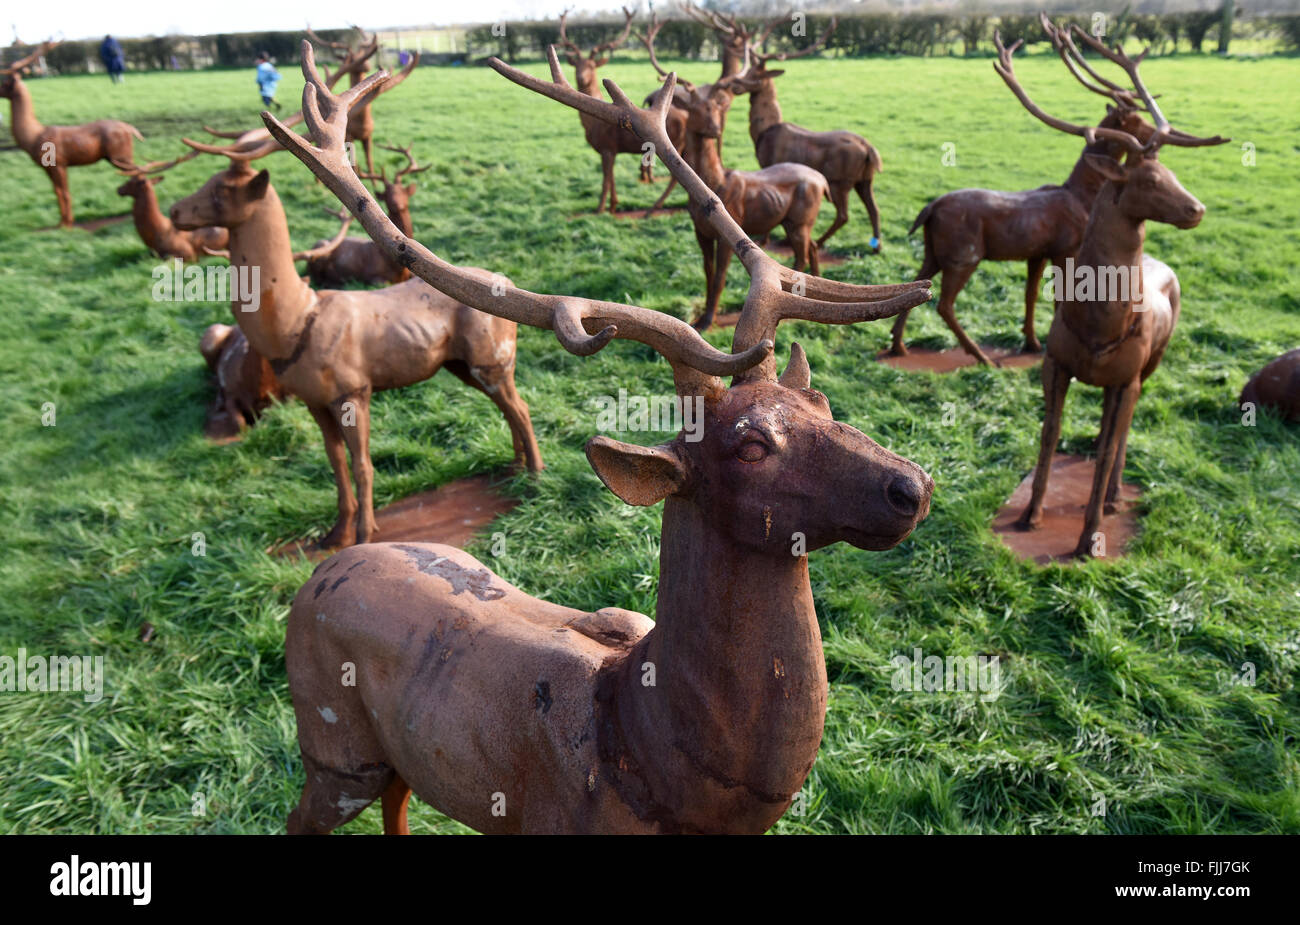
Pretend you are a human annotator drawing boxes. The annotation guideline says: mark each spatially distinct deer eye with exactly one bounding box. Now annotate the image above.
[736,440,768,463]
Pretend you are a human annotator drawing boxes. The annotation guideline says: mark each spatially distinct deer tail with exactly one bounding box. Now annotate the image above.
[908,201,933,237]
[129,124,145,142]
[866,144,883,176]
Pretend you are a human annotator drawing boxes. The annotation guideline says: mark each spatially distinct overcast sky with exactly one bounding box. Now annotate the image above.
[9,0,632,41]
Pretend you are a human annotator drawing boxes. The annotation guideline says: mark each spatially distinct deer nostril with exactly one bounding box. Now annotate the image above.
[885,476,923,518]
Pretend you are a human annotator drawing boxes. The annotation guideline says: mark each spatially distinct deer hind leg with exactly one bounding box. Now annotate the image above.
[854,176,882,251]
[596,151,615,214]
[334,392,377,545]
[287,753,397,835]
[932,263,991,364]
[892,252,941,356]
[382,774,413,835]
[1105,429,1129,511]
[362,136,375,177]
[647,176,677,216]
[1017,355,1071,531]
[692,229,718,331]
[697,240,734,333]
[1077,382,1140,557]
[307,404,357,549]
[450,361,545,474]
[1023,257,1047,353]
[815,184,850,249]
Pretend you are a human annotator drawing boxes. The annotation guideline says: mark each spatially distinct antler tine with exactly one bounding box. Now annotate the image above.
[637,14,695,91]
[380,142,431,179]
[181,134,285,162]
[753,15,836,64]
[264,41,769,395]
[557,8,582,54]
[292,207,354,261]
[3,39,53,75]
[131,149,201,175]
[1067,24,1228,151]
[591,6,637,57]
[305,24,351,58]
[992,29,1146,157]
[376,51,419,92]
[1038,13,1136,109]
[490,49,931,380]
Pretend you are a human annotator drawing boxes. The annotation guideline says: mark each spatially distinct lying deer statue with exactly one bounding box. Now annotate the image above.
[995,23,1227,558]
[1240,350,1300,423]
[170,127,543,548]
[558,7,659,213]
[1,41,174,227]
[895,12,1157,365]
[741,20,885,253]
[117,153,231,261]
[199,324,287,440]
[263,41,933,834]
[305,143,428,286]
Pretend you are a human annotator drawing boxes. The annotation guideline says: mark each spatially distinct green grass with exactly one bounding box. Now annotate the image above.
[0,52,1297,834]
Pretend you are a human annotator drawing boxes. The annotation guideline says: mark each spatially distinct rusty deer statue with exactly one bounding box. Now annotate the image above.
[740,19,884,253]
[558,7,656,213]
[894,13,1161,365]
[169,121,543,548]
[671,68,829,331]
[305,143,428,286]
[632,13,690,216]
[262,41,933,834]
[1,41,175,227]
[994,24,1228,558]
[116,152,231,261]
[1240,350,1300,423]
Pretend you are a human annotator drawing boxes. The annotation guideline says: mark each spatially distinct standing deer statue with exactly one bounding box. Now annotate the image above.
[740,19,885,253]
[169,125,543,548]
[1,41,175,227]
[262,41,933,834]
[669,66,829,331]
[116,151,231,261]
[894,12,1158,365]
[994,24,1228,558]
[305,143,428,286]
[557,7,656,213]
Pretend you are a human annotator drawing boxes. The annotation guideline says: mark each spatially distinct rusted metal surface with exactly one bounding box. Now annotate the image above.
[1240,350,1300,422]
[198,323,286,441]
[264,41,934,834]
[997,18,1228,558]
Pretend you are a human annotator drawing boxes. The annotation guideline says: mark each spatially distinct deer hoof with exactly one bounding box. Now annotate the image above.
[1014,514,1041,532]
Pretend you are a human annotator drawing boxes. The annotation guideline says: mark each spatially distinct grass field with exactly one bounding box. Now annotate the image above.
[0,50,1297,834]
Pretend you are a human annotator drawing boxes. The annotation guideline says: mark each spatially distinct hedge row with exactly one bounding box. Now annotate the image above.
[6,12,1299,75]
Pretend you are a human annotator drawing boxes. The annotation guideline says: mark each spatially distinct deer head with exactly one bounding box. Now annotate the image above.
[558,6,635,91]
[262,41,935,549]
[170,159,274,231]
[994,16,1226,232]
[361,142,429,218]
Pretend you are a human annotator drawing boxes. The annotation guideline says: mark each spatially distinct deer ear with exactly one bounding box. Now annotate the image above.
[779,342,811,390]
[585,436,686,506]
[1084,154,1127,184]
[764,68,786,79]
[247,169,272,199]
[404,183,417,197]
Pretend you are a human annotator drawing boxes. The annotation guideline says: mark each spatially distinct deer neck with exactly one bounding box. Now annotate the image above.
[607,495,826,829]
[1061,187,1147,339]
[747,84,782,143]
[387,200,413,237]
[7,79,44,151]
[687,133,728,193]
[131,185,171,242]
[225,186,316,360]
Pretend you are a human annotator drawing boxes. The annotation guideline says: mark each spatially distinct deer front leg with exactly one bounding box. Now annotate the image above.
[381,775,412,835]
[1023,257,1046,353]
[692,228,717,331]
[597,150,614,214]
[1076,381,1139,558]
[307,404,357,549]
[1105,429,1129,511]
[335,392,377,545]
[1016,355,1071,531]
[700,239,735,332]
[44,165,73,227]
[646,176,677,216]
[361,136,375,177]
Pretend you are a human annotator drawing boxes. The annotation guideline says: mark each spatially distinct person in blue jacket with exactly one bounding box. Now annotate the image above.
[255,52,282,111]
[100,35,125,84]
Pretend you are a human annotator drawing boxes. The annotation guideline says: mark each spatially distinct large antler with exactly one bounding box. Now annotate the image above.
[993,29,1148,157]
[380,142,430,182]
[117,149,200,177]
[488,47,932,381]
[1065,23,1228,151]
[636,12,696,91]
[3,39,56,75]
[292,207,354,261]
[263,40,773,394]
[750,15,837,64]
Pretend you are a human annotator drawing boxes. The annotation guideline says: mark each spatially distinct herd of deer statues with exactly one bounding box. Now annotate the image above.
[1,8,1287,834]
